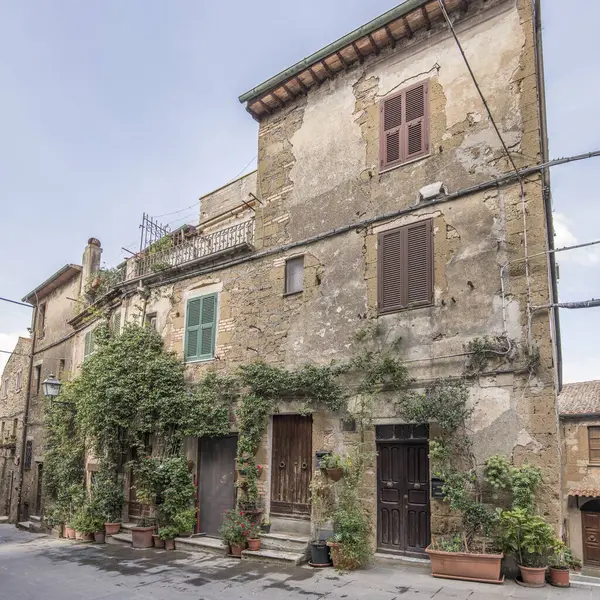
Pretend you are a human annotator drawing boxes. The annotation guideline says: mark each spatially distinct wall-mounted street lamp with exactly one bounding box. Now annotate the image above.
[42,373,62,399]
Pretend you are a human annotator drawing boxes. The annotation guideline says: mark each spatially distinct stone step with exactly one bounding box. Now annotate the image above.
[175,536,226,555]
[270,516,310,537]
[242,548,306,566]
[107,532,132,546]
[120,522,137,533]
[260,532,309,553]
[0,516,9,524]
[16,521,31,531]
[571,573,600,589]
[30,515,42,523]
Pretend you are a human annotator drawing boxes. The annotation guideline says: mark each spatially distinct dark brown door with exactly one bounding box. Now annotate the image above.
[128,470,147,520]
[271,414,312,518]
[583,511,600,566]
[377,441,430,555]
[35,463,43,515]
[198,435,237,536]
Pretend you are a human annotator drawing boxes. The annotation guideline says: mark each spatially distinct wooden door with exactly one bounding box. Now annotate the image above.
[128,470,146,521]
[198,435,237,536]
[377,441,430,555]
[35,463,43,515]
[583,511,600,566]
[271,415,312,518]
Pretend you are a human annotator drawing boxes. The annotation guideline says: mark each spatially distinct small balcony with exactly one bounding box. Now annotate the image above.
[129,219,255,280]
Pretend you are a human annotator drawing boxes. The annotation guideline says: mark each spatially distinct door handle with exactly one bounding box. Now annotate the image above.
[414,483,421,490]
[386,481,393,488]
[279,461,285,468]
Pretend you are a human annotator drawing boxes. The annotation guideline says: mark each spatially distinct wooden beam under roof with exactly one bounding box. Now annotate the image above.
[421,6,432,30]
[309,67,323,85]
[270,91,285,108]
[367,33,380,55]
[282,82,296,99]
[384,25,397,48]
[336,50,349,69]
[295,76,309,93]
[321,60,334,78]
[246,105,260,122]
[403,16,414,38]
[258,99,272,115]
[352,41,364,63]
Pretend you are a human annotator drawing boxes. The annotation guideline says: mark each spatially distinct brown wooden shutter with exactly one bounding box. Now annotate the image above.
[380,80,429,171]
[378,219,433,312]
[406,219,433,306]
[589,427,600,462]
[378,228,404,313]
[380,92,403,170]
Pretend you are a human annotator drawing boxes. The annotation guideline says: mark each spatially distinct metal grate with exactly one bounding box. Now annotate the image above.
[24,440,32,470]
[131,220,255,280]
[139,213,170,252]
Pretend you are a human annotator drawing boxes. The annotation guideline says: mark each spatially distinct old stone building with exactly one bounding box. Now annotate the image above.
[0,337,31,522]
[68,0,560,560]
[559,381,600,572]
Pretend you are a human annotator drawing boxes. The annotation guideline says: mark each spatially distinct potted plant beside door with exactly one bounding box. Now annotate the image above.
[220,509,252,557]
[320,453,345,482]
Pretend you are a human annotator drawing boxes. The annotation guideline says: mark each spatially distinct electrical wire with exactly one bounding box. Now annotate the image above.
[437,0,533,347]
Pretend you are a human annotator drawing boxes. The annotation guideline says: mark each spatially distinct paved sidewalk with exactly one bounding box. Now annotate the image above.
[0,525,595,599]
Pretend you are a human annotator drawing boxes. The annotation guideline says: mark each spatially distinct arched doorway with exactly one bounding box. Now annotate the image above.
[581,499,600,566]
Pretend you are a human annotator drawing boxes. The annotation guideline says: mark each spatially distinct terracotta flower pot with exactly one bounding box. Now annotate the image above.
[327,541,359,571]
[519,565,547,586]
[75,531,83,541]
[230,543,244,557]
[80,532,94,543]
[64,526,76,540]
[426,546,504,584]
[549,567,569,587]
[131,526,154,548]
[326,468,344,482]
[247,538,261,551]
[94,531,106,544]
[152,534,165,549]
[164,539,175,551]
[104,523,121,536]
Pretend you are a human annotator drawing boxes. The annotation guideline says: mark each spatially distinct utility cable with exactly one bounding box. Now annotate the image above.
[438,0,533,347]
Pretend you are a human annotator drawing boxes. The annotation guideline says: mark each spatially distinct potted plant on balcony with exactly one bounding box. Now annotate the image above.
[220,509,252,557]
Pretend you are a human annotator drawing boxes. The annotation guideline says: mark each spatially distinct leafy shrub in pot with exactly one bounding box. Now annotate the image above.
[220,509,252,556]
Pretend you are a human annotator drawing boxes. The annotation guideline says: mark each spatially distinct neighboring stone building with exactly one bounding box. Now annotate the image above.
[560,380,600,571]
[0,337,31,522]
[71,0,561,559]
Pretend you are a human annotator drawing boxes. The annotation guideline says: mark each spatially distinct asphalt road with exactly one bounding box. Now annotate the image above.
[0,525,595,600]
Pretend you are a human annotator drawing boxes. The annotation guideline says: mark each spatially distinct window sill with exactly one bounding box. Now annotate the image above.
[184,357,216,365]
[283,290,303,298]
[379,152,431,175]
[378,302,433,316]
[587,463,600,467]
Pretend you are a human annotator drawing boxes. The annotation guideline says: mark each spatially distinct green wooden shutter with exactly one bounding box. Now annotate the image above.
[112,311,121,335]
[84,331,91,359]
[185,294,217,361]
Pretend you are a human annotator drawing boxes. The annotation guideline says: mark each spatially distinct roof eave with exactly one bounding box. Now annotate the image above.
[22,264,82,304]
[238,0,431,105]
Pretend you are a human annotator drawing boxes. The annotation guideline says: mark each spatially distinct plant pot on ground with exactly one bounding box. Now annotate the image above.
[131,518,156,549]
[310,541,332,567]
[549,542,574,587]
[496,509,555,588]
[152,534,165,549]
[247,528,261,551]
[426,543,503,584]
[260,519,271,534]
[104,523,121,535]
[220,509,252,558]
[64,526,76,540]
[94,531,106,544]
[164,539,176,551]
[549,566,569,587]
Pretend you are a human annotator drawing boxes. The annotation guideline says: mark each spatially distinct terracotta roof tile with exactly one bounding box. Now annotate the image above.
[559,380,600,415]
[568,487,600,497]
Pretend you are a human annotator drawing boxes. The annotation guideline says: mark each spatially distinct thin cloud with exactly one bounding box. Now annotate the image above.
[553,212,600,266]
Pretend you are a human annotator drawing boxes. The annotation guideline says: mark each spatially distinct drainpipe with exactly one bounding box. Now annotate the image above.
[15,302,38,525]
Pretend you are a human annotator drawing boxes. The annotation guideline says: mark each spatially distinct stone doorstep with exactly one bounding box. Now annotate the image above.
[571,573,600,589]
[373,552,430,567]
[30,515,42,523]
[119,523,137,533]
[16,521,32,531]
[260,532,309,553]
[107,532,133,546]
[0,516,9,524]
[175,536,226,555]
[242,548,306,566]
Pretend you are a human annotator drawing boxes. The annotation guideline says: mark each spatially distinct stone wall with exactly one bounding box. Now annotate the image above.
[108,0,560,540]
[0,337,31,521]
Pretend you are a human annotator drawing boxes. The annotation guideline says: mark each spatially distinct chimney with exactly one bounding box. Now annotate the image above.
[80,238,102,295]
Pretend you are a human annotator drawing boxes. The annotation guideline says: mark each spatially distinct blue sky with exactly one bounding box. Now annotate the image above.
[0,1,598,383]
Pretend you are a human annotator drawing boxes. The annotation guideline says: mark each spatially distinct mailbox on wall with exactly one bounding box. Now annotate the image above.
[431,477,446,500]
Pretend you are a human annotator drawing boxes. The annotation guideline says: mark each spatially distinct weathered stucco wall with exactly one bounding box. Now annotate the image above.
[114,0,559,538]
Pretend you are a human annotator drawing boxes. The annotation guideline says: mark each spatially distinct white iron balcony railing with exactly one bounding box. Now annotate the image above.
[131,219,255,279]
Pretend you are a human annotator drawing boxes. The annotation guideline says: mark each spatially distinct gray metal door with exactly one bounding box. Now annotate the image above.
[198,436,237,536]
